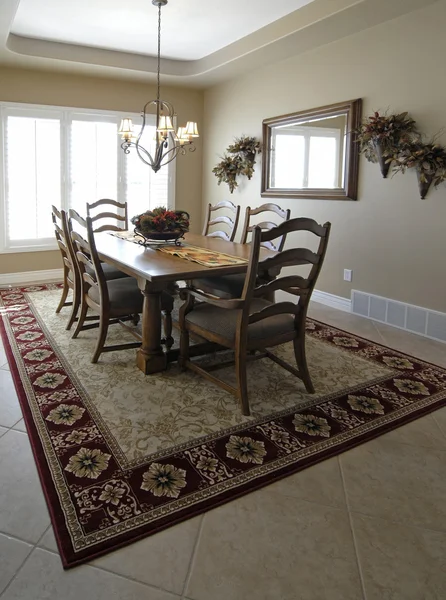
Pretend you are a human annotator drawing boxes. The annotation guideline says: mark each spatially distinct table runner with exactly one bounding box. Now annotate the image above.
[108,230,248,267]
[156,244,249,267]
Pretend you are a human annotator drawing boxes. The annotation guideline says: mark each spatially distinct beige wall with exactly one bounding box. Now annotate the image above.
[202,0,446,313]
[0,67,203,275]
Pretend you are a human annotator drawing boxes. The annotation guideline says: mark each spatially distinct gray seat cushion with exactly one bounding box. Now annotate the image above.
[190,274,245,299]
[88,278,174,315]
[185,298,295,344]
[86,263,128,281]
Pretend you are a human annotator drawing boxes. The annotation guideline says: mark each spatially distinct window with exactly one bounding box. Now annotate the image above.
[0,103,174,253]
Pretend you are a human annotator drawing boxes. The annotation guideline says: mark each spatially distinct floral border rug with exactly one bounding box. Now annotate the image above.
[1,284,446,568]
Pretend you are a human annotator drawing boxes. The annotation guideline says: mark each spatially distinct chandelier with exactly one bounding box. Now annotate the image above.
[118,0,199,173]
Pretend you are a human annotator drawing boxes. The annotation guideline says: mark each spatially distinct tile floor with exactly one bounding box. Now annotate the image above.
[1,301,446,600]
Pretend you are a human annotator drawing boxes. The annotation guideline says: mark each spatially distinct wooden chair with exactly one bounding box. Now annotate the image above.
[202,201,241,242]
[70,210,174,363]
[179,218,331,416]
[86,199,128,233]
[52,206,81,330]
[191,203,291,300]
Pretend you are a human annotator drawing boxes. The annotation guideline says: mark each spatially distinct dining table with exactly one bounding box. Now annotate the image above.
[94,232,277,374]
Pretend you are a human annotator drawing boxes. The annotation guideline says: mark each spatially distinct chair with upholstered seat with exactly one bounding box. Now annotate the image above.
[202,200,240,242]
[191,202,291,300]
[86,199,128,233]
[179,218,331,416]
[52,206,81,330]
[70,211,174,363]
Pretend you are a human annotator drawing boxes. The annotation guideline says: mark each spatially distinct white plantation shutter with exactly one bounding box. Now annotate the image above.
[0,103,173,252]
[4,112,61,247]
[69,118,118,214]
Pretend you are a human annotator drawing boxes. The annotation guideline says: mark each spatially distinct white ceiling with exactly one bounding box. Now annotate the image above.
[11,0,314,61]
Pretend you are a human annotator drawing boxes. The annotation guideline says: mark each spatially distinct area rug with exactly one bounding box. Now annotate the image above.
[1,284,446,568]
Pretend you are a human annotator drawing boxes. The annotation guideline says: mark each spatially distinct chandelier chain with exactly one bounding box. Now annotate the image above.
[157,3,161,105]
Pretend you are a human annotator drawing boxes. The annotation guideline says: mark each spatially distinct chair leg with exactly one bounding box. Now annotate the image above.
[293,336,315,394]
[132,313,140,326]
[91,316,109,364]
[162,309,174,351]
[72,300,88,338]
[65,290,80,331]
[56,280,69,313]
[235,350,250,416]
[179,328,190,370]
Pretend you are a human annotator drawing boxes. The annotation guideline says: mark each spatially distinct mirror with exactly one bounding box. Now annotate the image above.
[261,99,362,200]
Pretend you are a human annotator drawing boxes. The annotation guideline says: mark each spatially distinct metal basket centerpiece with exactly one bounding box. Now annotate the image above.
[131,207,190,246]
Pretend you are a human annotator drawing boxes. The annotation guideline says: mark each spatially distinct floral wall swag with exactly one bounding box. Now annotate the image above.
[356,110,446,198]
[212,136,261,193]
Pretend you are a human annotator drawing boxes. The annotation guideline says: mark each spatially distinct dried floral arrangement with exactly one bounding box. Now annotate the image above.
[392,139,446,198]
[212,136,262,193]
[131,207,190,233]
[355,111,418,177]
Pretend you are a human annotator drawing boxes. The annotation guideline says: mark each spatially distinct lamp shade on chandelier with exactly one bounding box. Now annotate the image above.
[118,0,199,173]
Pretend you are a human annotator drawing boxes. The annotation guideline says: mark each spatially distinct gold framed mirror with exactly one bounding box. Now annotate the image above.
[261,99,362,200]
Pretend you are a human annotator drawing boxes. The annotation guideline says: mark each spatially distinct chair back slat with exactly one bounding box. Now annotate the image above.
[261,248,319,270]
[91,211,127,223]
[249,302,298,324]
[241,203,291,251]
[254,275,309,297]
[86,199,128,232]
[261,217,328,243]
[206,231,231,241]
[202,201,241,242]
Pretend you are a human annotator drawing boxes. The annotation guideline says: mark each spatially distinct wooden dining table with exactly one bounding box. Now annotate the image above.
[94,232,276,374]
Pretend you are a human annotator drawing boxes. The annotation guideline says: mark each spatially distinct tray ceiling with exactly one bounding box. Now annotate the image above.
[11,0,314,61]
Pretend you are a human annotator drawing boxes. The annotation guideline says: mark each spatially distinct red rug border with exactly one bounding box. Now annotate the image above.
[1,286,445,568]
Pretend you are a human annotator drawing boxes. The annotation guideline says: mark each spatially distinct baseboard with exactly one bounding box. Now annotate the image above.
[0,268,63,286]
[311,289,351,313]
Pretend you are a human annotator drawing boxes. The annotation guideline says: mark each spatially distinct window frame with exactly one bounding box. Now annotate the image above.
[0,101,175,254]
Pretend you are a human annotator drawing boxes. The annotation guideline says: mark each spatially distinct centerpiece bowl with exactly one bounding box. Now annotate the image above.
[131,207,190,246]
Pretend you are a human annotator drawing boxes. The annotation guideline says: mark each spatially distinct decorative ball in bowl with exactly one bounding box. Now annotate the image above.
[131,207,190,246]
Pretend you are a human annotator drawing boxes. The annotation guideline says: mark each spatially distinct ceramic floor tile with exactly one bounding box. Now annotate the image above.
[0,426,8,438]
[352,512,446,600]
[308,303,384,344]
[373,321,446,367]
[91,516,202,595]
[11,418,27,433]
[0,430,50,543]
[0,369,22,428]
[1,548,181,600]
[0,338,7,369]
[264,456,346,508]
[340,437,446,532]
[0,533,33,595]
[186,490,362,600]
[432,406,446,438]
[37,526,58,553]
[379,413,446,449]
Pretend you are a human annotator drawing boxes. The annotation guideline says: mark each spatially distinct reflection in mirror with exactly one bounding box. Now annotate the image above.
[262,99,361,200]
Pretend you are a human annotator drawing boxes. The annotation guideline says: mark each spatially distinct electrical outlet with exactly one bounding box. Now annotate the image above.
[344,269,353,282]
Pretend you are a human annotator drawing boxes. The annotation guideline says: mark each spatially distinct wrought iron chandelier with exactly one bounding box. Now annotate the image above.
[118,0,199,173]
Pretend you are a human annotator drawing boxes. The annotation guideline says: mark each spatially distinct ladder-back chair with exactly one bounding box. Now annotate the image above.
[52,206,81,330]
[179,218,331,415]
[70,210,174,363]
